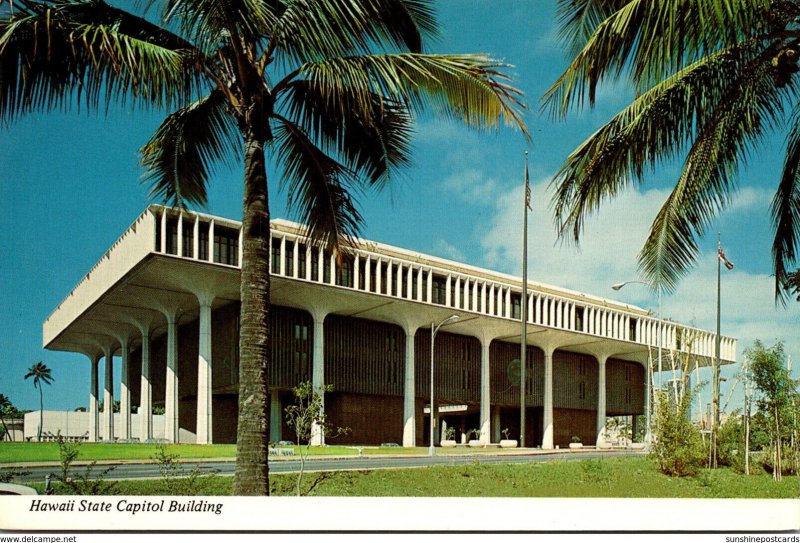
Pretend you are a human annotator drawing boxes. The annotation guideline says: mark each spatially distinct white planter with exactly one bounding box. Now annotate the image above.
[468,439,483,448]
[499,439,518,449]
[440,439,457,448]
[569,442,583,449]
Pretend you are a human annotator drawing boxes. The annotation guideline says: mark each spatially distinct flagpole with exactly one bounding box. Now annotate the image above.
[520,150,529,448]
[713,232,722,469]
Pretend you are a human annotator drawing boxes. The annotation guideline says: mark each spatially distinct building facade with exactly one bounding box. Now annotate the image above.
[43,206,737,448]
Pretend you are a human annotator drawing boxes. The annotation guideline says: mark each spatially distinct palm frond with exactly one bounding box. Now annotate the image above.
[772,113,800,304]
[279,78,414,189]
[0,0,197,121]
[140,0,280,49]
[555,0,629,57]
[297,53,529,138]
[543,0,774,117]
[272,115,363,254]
[141,90,240,208]
[269,0,437,67]
[638,58,787,291]
[551,41,768,242]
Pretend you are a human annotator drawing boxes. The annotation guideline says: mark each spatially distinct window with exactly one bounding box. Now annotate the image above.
[336,256,352,287]
[214,226,238,266]
[411,270,418,299]
[575,306,585,331]
[432,275,447,305]
[629,318,638,342]
[511,294,521,320]
[198,222,210,261]
[284,240,294,276]
[271,238,281,274]
[311,247,319,281]
[166,219,178,255]
[369,261,377,292]
[298,244,307,279]
[323,251,331,283]
[182,225,193,258]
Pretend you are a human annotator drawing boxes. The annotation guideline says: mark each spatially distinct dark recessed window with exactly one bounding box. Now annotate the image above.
[214,226,238,266]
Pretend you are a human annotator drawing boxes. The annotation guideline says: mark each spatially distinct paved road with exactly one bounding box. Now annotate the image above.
[7,451,643,483]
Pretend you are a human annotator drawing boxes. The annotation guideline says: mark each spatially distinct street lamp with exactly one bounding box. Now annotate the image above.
[430,314,459,457]
[612,280,662,448]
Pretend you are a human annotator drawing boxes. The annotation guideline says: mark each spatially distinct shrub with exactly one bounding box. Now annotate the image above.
[650,389,706,477]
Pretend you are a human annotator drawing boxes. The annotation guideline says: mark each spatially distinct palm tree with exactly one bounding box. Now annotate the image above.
[542,0,799,302]
[24,362,53,441]
[0,393,13,442]
[1,1,528,494]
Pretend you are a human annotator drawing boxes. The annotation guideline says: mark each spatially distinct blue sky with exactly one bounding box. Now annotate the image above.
[0,0,797,417]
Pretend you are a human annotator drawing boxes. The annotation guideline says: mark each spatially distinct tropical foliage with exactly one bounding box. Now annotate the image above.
[23,361,53,442]
[543,0,800,301]
[1,0,527,494]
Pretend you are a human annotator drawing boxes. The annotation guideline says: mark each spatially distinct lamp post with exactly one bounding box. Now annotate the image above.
[611,280,662,448]
[430,314,460,457]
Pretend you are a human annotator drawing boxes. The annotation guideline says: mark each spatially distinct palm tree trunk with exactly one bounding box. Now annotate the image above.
[38,383,44,442]
[233,131,272,496]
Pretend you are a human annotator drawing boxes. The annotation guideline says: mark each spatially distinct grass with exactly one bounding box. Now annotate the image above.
[0,442,427,463]
[23,457,800,498]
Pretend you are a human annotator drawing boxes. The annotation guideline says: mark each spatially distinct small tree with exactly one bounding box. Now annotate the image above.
[747,340,796,481]
[284,381,347,496]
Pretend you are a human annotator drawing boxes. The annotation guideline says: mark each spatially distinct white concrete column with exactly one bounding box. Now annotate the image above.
[425,269,432,303]
[596,355,608,448]
[365,256,372,292]
[472,281,479,312]
[89,355,100,442]
[402,326,416,447]
[103,346,114,441]
[119,337,131,440]
[542,347,555,449]
[489,285,496,315]
[317,247,324,282]
[492,408,501,443]
[406,266,413,300]
[270,391,282,443]
[329,252,336,285]
[480,338,491,445]
[528,293,534,324]
[139,326,153,442]
[208,220,215,262]
[238,224,243,266]
[177,213,184,257]
[535,296,542,324]
[305,244,312,280]
[196,294,214,444]
[445,275,452,307]
[570,304,576,331]
[279,236,286,276]
[353,255,360,289]
[163,307,180,443]
[311,312,327,445]
[160,210,167,253]
[292,239,299,278]
[454,277,461,309]
[480,283,487,313]
[505,288,511,318]
[193,217,200,260]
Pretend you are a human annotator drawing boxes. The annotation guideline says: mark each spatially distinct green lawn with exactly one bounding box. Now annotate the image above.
[24,457,800,498]
[0,442,427,463]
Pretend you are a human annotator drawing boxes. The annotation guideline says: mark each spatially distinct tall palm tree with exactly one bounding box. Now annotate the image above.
[0,393,13,442]
[542,0,799,302]
[1,0,528,494]
[24,362,53,441]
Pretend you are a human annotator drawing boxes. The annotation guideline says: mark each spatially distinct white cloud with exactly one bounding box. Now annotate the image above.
[433,239,466,262]
[442,168,500,202]
[728,186,773,212]
[474,174,800,407]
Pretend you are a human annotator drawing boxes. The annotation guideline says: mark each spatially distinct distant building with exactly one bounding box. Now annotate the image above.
[43,206,737,447]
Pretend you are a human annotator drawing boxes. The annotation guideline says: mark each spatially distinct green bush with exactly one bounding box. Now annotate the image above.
[650,389,706,477]
[717,412,745,473]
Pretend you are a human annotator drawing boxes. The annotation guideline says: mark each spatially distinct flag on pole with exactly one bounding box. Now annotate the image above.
[524,158,532,211]
[718,248,734,270]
